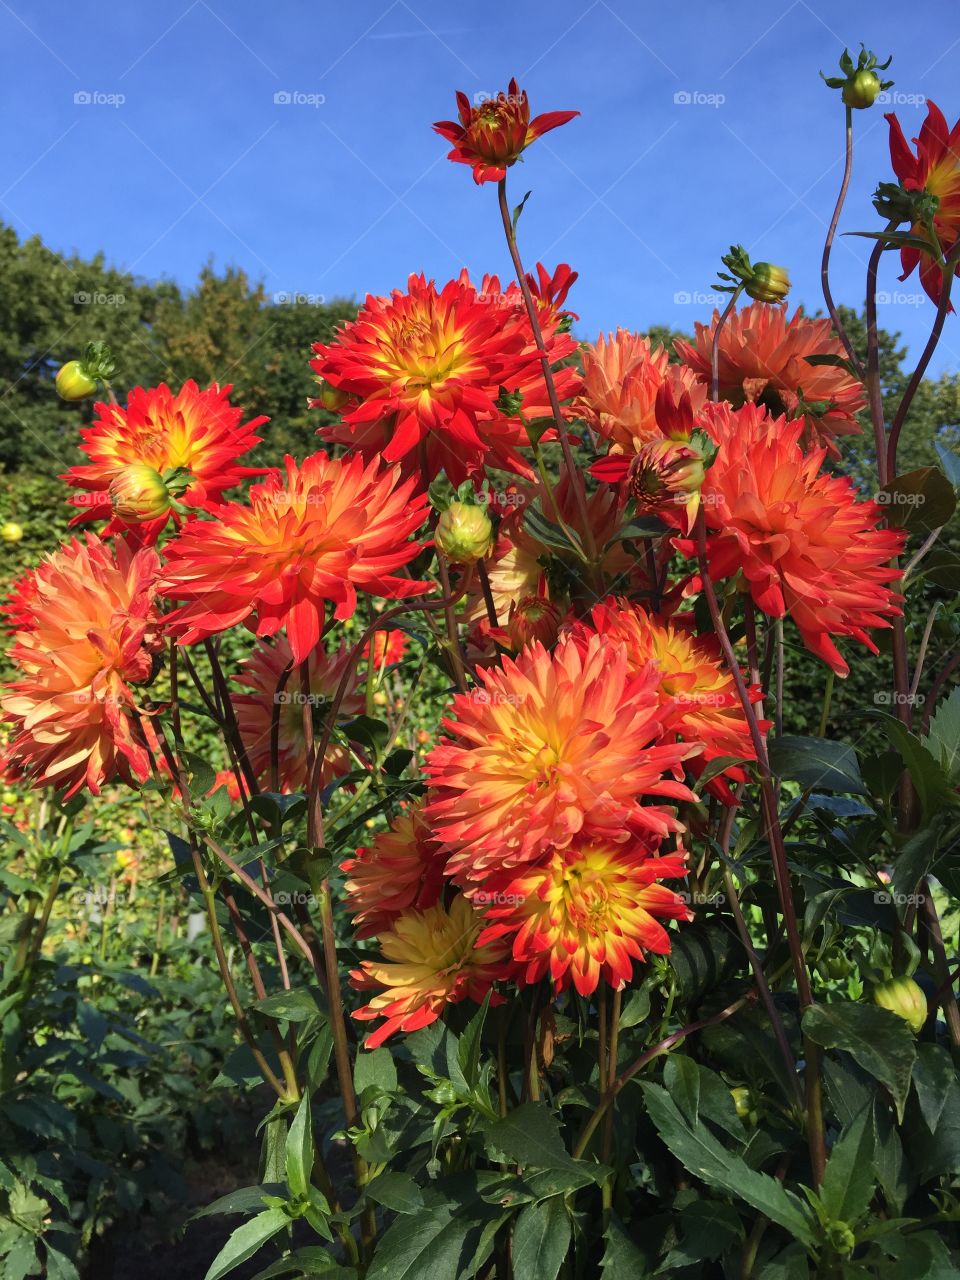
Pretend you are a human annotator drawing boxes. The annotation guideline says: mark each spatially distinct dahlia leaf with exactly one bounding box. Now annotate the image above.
[485,1103,607,1184]
[934,440,960,489]
[248,1248,355,1279]
[768,735,866,795]
[867,712,960,821]
[285,1091,314,1202]
[879,467,956,534]
[600,1215,648,1277]
[254,990,326,1024]
[511,1196,571,1280]
[364,1172,424,1215]
[801,1002,916,1122]
[925,686,960,778]
[203,1207,290,1280]
[640,1082,817,1245]
[354,1047,398,1098]
[819,1104,875,1227]
[457,991,492,1091]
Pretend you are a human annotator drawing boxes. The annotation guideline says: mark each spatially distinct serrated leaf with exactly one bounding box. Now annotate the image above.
[511,1197,571,1280]
[285,1092,313,1201]
[768,735,866,794]
[912,1043,956,1135]
[254,990,325,1023]
[249,1248,355,1280]
[191,1184,285,1220]
[600,1216,648,1277]
[802,1002,916,1122]
[924,687,960,779]
[457,991,491,1091]
[365,1172,424,1215]
[867,712,959,822]
[354,1047,397,1096]
[819,1105,875,1226]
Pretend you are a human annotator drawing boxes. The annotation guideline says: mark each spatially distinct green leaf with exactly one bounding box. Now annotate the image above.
[365,1172,424,1215]
[192,1185,285,1220]
[524,499,584,556]
[768,735,866,794]
[365,1197,504,1280]
[44,1249,80,1280]
[670,923,739,1001]
[802,1002,916,1121]
[867,712,959,822]
[891,828,938,902]
[511,1197,571,1280]
[341,716,390,756]
[285,1093,313,1202]
[640,1082,816,1245]
[934,439,960,488]
[354,1047,397,1096]
[249,1249,355,1280]
[600,1216,648,1277]
[658,1199,744,1269]
[878,467,956,534]
[254,990,325,1023]
[203,1208,289,1280]
[2,1235,39,1280]
[485,1104,599,1180]
[457,991,491,1091]
[912,1043,956,1135]
[924,686,960,779]
[819,1105,874,1226]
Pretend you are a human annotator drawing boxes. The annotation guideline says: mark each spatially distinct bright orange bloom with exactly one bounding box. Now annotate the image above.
[233,633,362,793]
[363,629,408,667]
[425,633,697,885]
[674,403,905,676]
[433,79,579,184]
[351,894,508,1048]
[675,303,865,452]
[62,382,267,540]
[310,269,579,486]
[478,844,692,995]
[161,452,431,664]
[342,801,446,939]
[1,535,162,798]
[577,600,761,797]
[886,102,960,304]
[576,331,706,454]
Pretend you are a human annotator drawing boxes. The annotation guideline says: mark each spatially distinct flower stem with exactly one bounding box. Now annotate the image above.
[820,105,862,375]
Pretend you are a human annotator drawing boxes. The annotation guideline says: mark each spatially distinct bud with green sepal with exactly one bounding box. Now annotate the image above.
[55,340,117,401]
[871,975,927,1034]
[435,498,494,565]
[108,462,194,525]
[821,45,893,110]
[715,245,791,303]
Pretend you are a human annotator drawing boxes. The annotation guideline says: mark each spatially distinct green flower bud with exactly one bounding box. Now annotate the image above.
[315,380,351,413]
[821,45,893,111]
[1,521,24,543]
[744,262,791,303]
[108,463,174,524]
[55,359,98,401]
[872,976,927,1035]
[435,500,494,565]
[843,70,882,109]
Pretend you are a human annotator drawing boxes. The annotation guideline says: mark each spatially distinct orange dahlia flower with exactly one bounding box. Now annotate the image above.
[433,79,579,184]
[342,800,446,938]
[1,535,162,797]
[576,331,706,454]
[578,600,761,797]
[886,102,960,304]
[675,303,864,452]
[425,633,697,884]
[63,382,267,540]
[363,629,408,667]
[351,894,508,1048]
[161,452,431,664]
[233,633,362,793]
[310,269,579,486]
[674,403,904,676]
[478,844,692,995]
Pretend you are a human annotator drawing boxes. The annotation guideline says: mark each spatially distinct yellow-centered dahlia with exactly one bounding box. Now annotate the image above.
[351,894,508,1048]
[342,800,446,938]
[425,633,697,884]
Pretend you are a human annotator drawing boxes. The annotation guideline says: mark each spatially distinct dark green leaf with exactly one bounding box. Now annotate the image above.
[878,467,956,534]
[457,992,491,1091]
[912,1043,956,1135]
[819,1105,874,1225]
[802,1002,916,1121]
[254,990,325,1023]
[192,1185,285,1220]
[511,1197,571,1280]
[250,1248,355,1279]
[924,687,960,779]
[354,1047,397,1097]
[600,1216,648,1278]
[768,735,866,794]
[285,1093,313,1202]
[203,1208,289,1280]
[365,1172,424,1215]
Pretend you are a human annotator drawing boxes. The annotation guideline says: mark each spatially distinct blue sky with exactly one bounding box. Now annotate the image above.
[2,0,959,376]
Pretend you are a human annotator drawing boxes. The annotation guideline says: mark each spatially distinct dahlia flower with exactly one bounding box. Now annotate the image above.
[425,633,697,884]
[478,844,692,995]
[433,79,578,184]
[1,535,162,797]
[233,633,362,793]
[351,894,508,1048]
[342,801,446,938]
[886,101,960,304]
[576,331,706,455]
[674,403,904,676]
[579,600,761,795]
[675,302,864,452]
[310,269,579,486]
[364,629,408,667]
[63,381,267,540]
[161,452,431,664]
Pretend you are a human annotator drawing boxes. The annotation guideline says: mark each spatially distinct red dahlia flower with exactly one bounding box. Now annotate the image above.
[342,800,446,939]
[161,451,431,663]
[433,79,579,184]
[1,535,163,797]
[477,843,692,996]
[886,101,960,304]
[675,303,865,452]
[425,632,697,885]
[310,269,579,486]
[62,381,267,541]
[674,403,904,676]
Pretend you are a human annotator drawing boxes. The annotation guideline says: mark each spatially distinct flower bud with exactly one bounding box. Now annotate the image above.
[822,45,893,111]
[1,521,24,543]
[507,595,562,650]
[843,70,882,109]
[435,501,494,564]
[744,262,791,304]
[108,463,173,524]
[729,1087,758,1126]
[314,380,351,413]
[55,359,98,401]
[872,976,926,1034]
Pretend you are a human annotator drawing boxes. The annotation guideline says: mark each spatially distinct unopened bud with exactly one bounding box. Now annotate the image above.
[1,521,24,543]
[507,595,562,650]
[314,380,351,413]
[872,976,926,1035]
[108,463,174,524]
[435,501,494,564]
[55,360,98,401]
[822,45,893,111]
[744,262,791,303]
